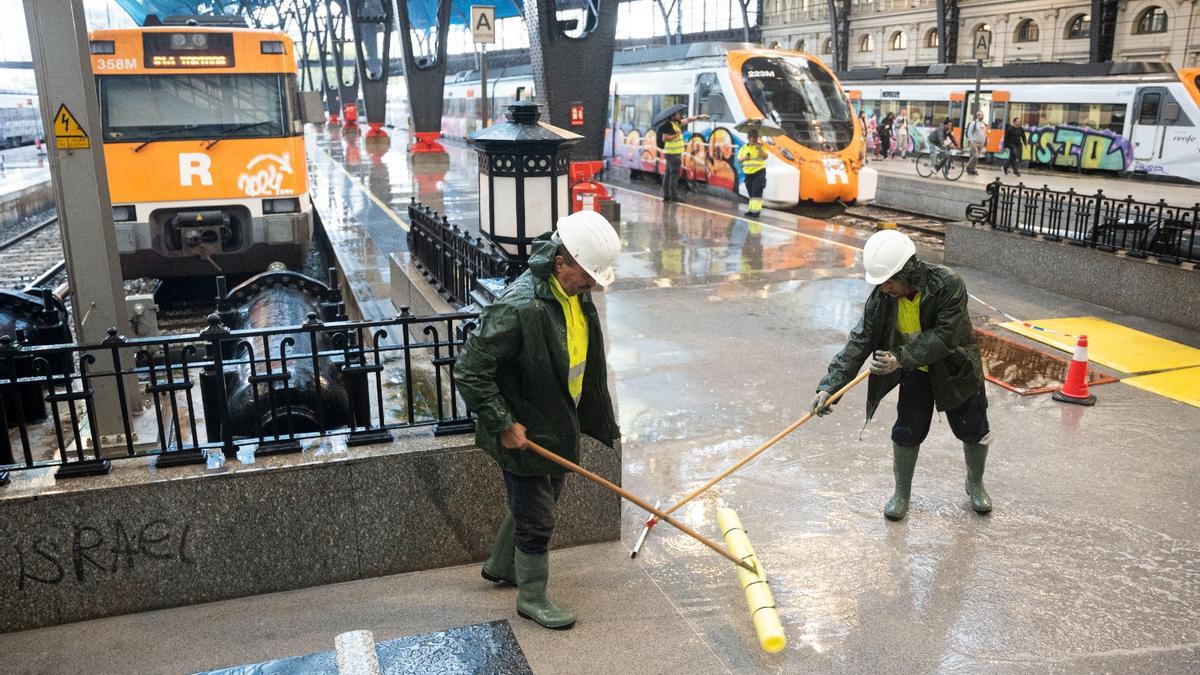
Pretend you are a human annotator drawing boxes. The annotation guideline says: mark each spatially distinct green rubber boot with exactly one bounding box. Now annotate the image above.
[515,550,576,630]
[884,443,920,521]
[964,441,993,514]
[481,515,516,586]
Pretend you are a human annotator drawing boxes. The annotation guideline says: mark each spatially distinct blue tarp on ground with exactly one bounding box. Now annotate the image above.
[114,0,526,30]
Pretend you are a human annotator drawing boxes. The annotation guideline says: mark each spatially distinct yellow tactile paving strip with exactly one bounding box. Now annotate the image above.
[1123,366,1200,408]
[999,317,1200,374]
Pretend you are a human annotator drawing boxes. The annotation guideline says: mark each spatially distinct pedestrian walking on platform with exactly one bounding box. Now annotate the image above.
[737,128,768,217]
[895,108,910,159]
[965,110,988,175]
[809,230,993,521]
[878,112,895,159]
[456,211,622,630]
[657,108,707,203]
[1003,116,1025,177]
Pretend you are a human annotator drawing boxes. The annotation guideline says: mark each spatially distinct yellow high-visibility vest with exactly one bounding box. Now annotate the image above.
[738,143,767,174]
[663,122,685,155]
[896,292,927,372]
[549,275,589,405]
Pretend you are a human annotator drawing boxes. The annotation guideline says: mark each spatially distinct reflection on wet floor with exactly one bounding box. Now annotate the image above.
[975,329,1118,395]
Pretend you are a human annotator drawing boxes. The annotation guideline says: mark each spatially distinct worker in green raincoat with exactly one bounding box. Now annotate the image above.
[455,210,621,630]
[810,229,993,520]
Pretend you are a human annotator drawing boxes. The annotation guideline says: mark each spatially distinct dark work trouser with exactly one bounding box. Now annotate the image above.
[743,170,765,213]
[663,153,682,200]
[503,471,565,555]
[891,370,990,447]
[1004,147,1022,173]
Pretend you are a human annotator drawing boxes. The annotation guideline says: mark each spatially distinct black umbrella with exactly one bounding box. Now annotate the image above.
[651,103,689,128]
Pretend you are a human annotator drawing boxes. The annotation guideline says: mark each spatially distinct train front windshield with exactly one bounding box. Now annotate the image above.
[98,74,296,142]
[741,56,854,151]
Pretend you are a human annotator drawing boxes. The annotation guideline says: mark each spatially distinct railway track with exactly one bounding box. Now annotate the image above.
[0,214,66,291]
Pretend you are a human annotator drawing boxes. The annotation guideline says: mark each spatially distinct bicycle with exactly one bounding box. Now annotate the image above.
[914,149,965,181]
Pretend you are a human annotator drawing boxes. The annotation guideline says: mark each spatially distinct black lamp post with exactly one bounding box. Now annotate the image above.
[468,99,581,259]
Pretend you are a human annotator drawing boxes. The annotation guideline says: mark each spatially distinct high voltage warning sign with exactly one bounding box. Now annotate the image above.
[53,104,90,150]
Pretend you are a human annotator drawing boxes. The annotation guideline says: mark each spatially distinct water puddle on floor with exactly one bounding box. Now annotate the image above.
[975,328,1118,395]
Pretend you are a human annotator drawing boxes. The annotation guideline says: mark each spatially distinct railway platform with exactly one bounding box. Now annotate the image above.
[4,124,1198,673]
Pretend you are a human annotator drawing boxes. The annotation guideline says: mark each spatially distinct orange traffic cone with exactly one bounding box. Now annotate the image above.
[1052,334,1097,406]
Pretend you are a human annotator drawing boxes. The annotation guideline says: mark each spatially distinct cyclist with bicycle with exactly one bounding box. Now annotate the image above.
[926,119,958,171]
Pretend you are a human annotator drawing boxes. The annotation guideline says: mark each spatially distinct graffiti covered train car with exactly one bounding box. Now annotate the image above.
[841,62,1200,183]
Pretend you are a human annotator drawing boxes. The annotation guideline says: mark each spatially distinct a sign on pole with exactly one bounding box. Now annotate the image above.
[53,103,90,149]
[471,5,496,44]
[973,30,991,61]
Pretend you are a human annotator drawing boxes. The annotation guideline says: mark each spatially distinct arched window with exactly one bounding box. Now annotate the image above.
[822,38,832,54]
[1134,6,1168,34]
[1065,14,1091,40]
[795,39,807,52]
[1014,19,1039,43]
[859,34,874,53]
[769,41,781,49]
[890,31,907,50]
[924,28,939,48]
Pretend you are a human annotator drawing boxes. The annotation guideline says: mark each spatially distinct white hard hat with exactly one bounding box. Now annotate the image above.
[862,229,916,285]
[555,210,621,287]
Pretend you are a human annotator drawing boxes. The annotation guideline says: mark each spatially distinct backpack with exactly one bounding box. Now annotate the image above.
[655,122,668,150]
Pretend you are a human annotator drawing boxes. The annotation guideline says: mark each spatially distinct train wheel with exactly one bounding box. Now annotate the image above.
[943,156,965,181]
[915,153,935,178]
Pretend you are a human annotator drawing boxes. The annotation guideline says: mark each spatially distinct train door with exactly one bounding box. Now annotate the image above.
[1131,87,1166,160]
[693,72,730,133]
[986,90,1010,153]
[949,91,966,144]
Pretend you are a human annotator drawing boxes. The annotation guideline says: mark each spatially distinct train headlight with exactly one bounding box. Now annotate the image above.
[260,40,285,54]
[112,205,136,222]
[263,198,301,214]
[779,147,795,162]
[89,40,115,54]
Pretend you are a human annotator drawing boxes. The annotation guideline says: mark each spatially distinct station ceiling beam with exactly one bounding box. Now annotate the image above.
[935,0,958,64]
[827,0,849,72]
[1089,0,1119,63]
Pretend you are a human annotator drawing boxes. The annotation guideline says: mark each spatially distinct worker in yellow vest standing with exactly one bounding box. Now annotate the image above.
[657,109,707,203]
[737,128,768,217]
[455,210,622,630]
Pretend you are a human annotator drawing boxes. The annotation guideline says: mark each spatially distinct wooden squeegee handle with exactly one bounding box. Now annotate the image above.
[660,369,871,518]
[523,440,755,572]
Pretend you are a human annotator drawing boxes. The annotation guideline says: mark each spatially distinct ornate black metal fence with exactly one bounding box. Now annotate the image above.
[0,309,477,480]
[406,199,518,306]
[966,180,1200,266]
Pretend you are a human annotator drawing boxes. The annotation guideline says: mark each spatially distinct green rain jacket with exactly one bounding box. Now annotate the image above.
[454,234,619,476]
[817,256,984,421]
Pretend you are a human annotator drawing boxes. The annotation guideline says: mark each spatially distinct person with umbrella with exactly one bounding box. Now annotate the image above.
[736,126,768,217]
[655,104,707,203]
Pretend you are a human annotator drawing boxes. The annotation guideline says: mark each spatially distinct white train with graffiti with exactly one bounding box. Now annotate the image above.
[840,63,1200,184]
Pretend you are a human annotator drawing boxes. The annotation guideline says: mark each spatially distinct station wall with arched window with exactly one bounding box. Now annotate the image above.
[924,28,938,48]
[890,31,907,51]
[1134,6,1168,35]
[859,34,874,52]
[822,38,832,54]
[1014,18,1039,43]
[1065,13,1090,40]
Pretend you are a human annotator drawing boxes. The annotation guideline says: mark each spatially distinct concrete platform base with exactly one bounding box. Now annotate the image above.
[0,432,620,633]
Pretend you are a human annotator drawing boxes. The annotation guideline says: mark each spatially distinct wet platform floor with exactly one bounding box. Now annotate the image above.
[3,127,1198,673]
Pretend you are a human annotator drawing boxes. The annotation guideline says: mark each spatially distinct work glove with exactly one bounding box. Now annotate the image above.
[810,390,832,417]
[869,350,900,376]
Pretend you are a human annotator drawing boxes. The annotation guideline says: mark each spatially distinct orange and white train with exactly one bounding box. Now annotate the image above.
[89,18,311,278]
[441,43,877,206]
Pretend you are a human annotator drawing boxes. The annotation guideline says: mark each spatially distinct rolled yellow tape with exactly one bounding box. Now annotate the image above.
[716,507,786,654]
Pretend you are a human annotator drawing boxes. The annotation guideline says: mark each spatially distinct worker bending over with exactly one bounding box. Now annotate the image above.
[455,211,622,630]
[810,230,993,520]
[737,128,767,217]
